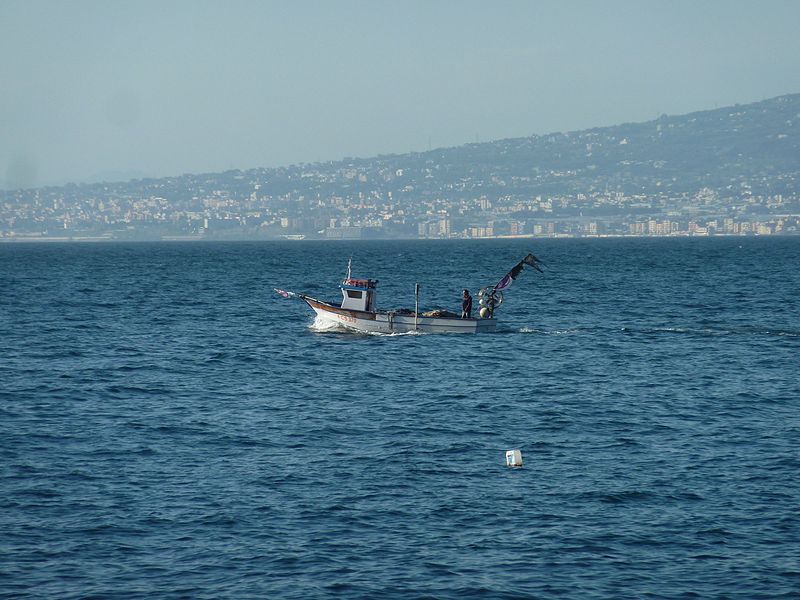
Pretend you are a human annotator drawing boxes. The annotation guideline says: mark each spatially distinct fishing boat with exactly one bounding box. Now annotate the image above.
[275,253,543,335]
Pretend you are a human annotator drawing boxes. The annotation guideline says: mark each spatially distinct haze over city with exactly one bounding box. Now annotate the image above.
[2,0,800,190]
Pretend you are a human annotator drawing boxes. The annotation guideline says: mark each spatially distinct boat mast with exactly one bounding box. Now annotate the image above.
[414,283,419,331]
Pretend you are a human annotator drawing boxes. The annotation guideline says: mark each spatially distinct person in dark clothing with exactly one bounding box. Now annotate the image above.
[461,289,473,319]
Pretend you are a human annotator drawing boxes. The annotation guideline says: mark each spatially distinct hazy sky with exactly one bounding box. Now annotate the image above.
[2,0,799,189]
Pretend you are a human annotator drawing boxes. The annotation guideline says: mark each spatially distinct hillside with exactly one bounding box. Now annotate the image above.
[2,94,799,239]
[7,94,800,202]
[401,93,800,198]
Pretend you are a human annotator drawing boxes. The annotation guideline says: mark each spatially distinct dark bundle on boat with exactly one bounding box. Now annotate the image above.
[421,309,458,318]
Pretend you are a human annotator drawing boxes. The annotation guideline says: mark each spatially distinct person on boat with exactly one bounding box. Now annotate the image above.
[461,289,473,319]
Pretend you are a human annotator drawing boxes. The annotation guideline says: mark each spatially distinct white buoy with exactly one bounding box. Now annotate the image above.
[479,307,490,318]
[505,449,523,467]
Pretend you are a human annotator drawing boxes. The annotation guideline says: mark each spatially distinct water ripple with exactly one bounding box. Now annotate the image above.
[1,238,799,598]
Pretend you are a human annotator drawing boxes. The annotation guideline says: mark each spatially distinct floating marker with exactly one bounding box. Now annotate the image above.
[505,449,523,467]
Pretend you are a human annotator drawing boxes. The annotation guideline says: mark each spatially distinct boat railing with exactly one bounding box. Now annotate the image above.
[342,278,378,289]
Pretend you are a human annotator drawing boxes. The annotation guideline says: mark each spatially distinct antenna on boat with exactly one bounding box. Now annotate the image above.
[414,283,420,331]
[346,257,352,281]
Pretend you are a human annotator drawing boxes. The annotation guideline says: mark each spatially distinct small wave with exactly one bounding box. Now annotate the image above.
[115,363,159,372]
[638,325,800,338]
[518,327,589,335]
[15,487,62,499]
[106,384,171,396]
[365,329,423,337]
[308,316,349,333]
[575,490,657,504]
[307,316,423,336]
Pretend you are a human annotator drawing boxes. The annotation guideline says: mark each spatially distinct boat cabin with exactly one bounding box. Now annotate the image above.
[340,278,378,312]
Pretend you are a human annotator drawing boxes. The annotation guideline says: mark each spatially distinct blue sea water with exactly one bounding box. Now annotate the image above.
[1,237,799,599]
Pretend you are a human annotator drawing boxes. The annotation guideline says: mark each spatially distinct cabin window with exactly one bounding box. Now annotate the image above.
[346,290,363,299]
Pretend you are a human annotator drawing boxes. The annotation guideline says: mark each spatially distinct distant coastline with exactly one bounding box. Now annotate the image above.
[2,231,798,243]
[2,94,799,243]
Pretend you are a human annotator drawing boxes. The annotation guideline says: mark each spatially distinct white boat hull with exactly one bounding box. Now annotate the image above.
[302,296,496,334]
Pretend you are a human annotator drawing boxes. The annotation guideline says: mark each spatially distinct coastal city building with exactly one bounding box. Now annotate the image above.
[2,94,799,241]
